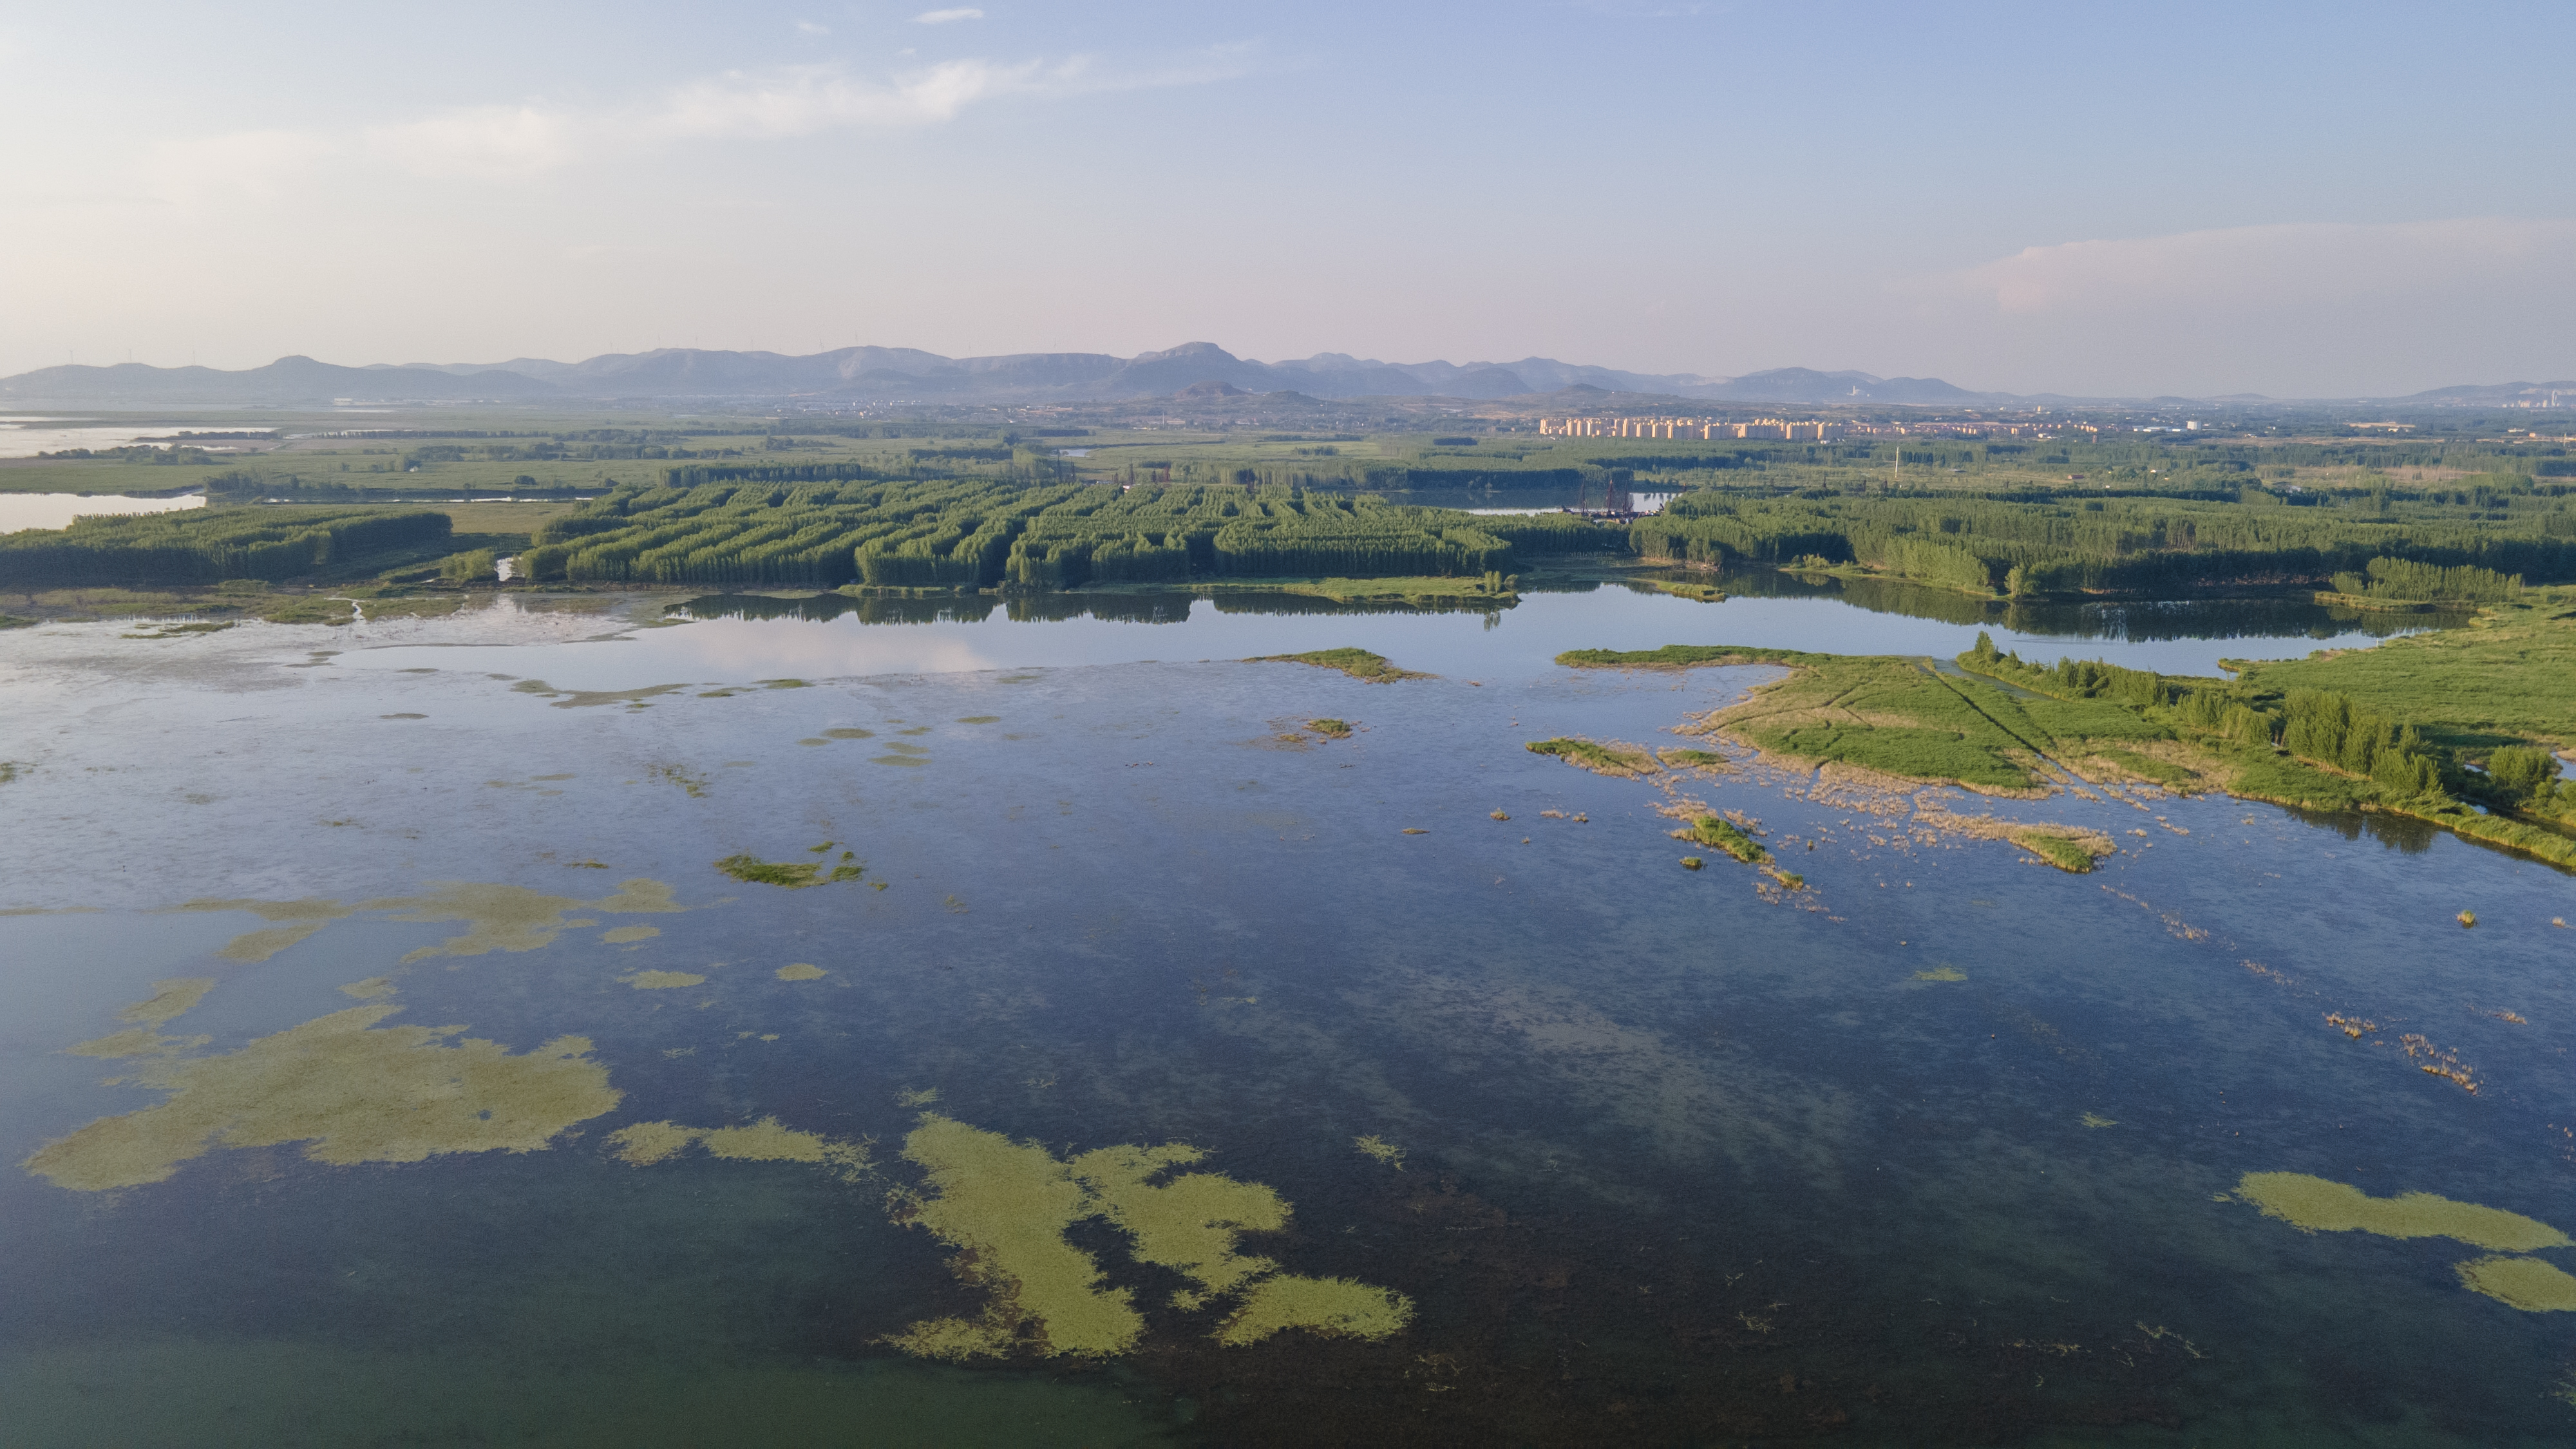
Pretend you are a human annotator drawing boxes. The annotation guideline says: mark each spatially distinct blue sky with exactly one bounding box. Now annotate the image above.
[6,2,2571,395]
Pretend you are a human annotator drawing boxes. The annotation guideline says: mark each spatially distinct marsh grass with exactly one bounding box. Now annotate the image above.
[1307,718,1354,739]
[1674,815,1768,865]
[1250,648,1428,682]
[1526,737,1656,777]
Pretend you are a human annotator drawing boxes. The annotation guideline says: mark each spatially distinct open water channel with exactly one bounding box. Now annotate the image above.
[2,572,2570,1446]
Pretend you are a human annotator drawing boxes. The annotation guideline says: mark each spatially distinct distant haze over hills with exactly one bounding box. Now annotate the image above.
[0,342,2559,408]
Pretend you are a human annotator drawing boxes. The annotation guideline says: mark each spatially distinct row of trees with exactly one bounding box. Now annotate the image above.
[510,480,1625,589]
[0,507,451,588]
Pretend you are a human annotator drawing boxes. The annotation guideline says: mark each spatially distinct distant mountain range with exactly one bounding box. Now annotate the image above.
[0,343,1991,407]
[1,343,2562,408]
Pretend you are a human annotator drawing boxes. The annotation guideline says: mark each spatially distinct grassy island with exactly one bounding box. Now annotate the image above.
[1563,591,2576,873]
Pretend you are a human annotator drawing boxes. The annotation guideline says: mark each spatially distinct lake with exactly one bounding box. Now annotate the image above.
[3,574,2569,1446]
[0,491,205,532]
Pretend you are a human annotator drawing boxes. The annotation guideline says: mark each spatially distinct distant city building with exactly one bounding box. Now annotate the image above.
[1535,415,1841,440]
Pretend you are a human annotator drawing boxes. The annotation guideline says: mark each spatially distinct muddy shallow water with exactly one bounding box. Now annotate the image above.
[3,580,2571,1446]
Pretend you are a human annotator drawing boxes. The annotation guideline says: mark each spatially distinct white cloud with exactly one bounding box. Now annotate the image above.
[144,129,335,203]
[914,8,985,23]
[1944,217,2576,316]
[795,19,830,36]
[656,59,1056,139]
[367,105,584,180]
[125,43,1256,200]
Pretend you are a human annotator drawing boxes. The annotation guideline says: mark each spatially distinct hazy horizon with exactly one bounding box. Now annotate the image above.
[6,3,2571,397]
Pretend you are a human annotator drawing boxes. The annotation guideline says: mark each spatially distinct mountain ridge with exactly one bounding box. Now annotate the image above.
[0,345,2551,407]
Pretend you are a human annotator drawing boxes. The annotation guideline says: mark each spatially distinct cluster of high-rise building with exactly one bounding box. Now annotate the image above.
[1535,416,1836,440]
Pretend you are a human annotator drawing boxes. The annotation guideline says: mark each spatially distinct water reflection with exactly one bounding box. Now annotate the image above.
[1671,567,2464,642]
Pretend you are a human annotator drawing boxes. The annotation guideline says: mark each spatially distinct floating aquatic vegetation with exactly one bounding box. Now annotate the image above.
[601,925,660,944]
[1915,966,1967,982]
[822,727,876,739]
[956,715,1001,724]
[620,971,705,990]
[1679,857,1703,870]
[68,1025,210,1059]
[338,978,395,1000]
[647,762,709,798]
[888,1115,1146,1360]
[712,853,864,889]
[871,754,932,767]
[1354,1135,1405,1169]
[605,1117,871,1179]
[2456,1256,2576,1312]
[593,879,682,914]
[363,884,613,963]
[1401,828,1428,835]
[1307,718,1354,739]
[886,1115,1415,1361]
[2080,1113,2117,1128]
[2397,1034,2479,1093]
[775,963,827,981]
[177,897,355,962]
[2233,1173,2568,1251]
[23,1003,618,1193]
[2459,910,2477,928]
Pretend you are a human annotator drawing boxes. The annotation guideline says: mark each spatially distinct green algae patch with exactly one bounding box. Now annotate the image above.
[871,754,932,768]
[1527,737,1656,778]
[605,1117,870,1179]
[888,1114,1147,1360]
[714,853,866,889]
[776,963,828,981]
[1353,1135,1405,1169]
[117,978,219,1027]
[339,977,395,1000]
[22,1005,618,1192]
[1306,718,1353,739]
[2456,1256,2576,1311]
[956,715,1001,724]
[620,971,705,990]
[1215,1274,1415,1347]
[1914,966,1967,982]
[601,925,661,944]
[1249,648,1428,683]
[2235,1172,2571,1251]
[886,1114,1414,1361]
[2080,1112,2118,1128]
[822,727,876,739]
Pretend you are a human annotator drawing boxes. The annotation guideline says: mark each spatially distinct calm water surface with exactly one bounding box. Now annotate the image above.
[2,580,2569,1446]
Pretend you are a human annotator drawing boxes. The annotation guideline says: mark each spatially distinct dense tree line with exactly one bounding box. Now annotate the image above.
[1633,492,2576,594]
